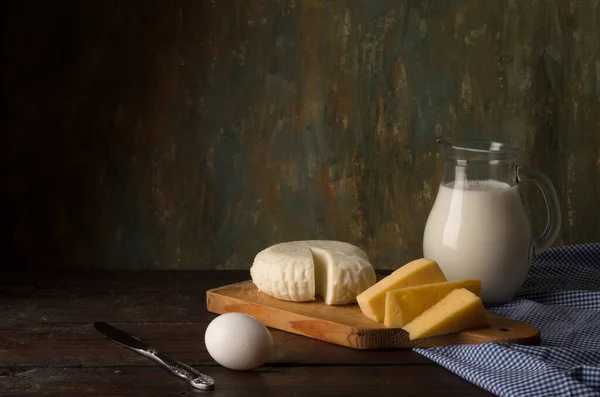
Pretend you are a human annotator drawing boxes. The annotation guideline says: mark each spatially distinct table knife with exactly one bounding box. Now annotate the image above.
[94,321,215,390]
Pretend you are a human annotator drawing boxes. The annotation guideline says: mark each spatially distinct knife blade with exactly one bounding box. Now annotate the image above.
[94,321,215,390]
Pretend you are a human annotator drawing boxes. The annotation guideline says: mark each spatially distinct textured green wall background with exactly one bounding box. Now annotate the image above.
[3,1,599,270]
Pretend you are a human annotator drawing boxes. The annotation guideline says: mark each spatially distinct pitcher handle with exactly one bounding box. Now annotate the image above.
[517,166,562,255]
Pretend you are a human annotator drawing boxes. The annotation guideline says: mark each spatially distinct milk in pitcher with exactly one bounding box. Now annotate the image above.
[423,179,533,303]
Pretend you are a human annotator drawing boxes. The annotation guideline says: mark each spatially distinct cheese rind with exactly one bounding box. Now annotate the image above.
[356,258,446,322]
[250,240,376,305]
[384,279,481,328]
[401,288,491,340]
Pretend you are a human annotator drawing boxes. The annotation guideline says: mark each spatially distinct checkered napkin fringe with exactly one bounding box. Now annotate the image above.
[414,243,600,397]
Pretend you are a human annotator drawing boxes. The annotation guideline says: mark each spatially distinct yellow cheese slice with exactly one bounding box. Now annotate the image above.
[356,258,446,322]
[402,288,491,340]
[384,279,481,328]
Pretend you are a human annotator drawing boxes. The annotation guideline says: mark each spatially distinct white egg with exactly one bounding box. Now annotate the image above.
[204,312,273,371]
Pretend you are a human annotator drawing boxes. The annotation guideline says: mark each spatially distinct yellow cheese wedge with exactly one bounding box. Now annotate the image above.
[356,258,446,322]
[402,288,491,340]
[384,279,481,328]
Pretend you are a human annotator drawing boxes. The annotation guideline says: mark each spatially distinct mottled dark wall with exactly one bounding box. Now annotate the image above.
[3,0,599,270]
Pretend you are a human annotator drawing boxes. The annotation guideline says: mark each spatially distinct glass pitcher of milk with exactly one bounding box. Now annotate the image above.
[423,137,561,304]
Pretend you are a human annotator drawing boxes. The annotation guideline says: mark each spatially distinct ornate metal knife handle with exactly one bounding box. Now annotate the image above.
[141,347,215,390]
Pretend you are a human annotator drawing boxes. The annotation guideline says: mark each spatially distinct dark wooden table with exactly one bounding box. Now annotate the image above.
[1,270,494,396]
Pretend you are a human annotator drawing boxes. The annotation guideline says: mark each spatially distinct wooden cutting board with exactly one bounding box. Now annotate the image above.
[206,281,540,349]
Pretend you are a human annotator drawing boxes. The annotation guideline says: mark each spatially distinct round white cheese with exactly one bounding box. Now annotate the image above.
[250,240,376,305]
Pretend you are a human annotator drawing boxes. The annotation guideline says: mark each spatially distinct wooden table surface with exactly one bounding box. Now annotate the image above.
[0,270,494,396]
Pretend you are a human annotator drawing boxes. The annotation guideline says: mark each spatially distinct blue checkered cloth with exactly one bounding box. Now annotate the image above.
[415,243,600,397]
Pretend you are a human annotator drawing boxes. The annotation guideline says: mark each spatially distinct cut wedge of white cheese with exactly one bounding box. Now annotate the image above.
[250,240,376,305]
